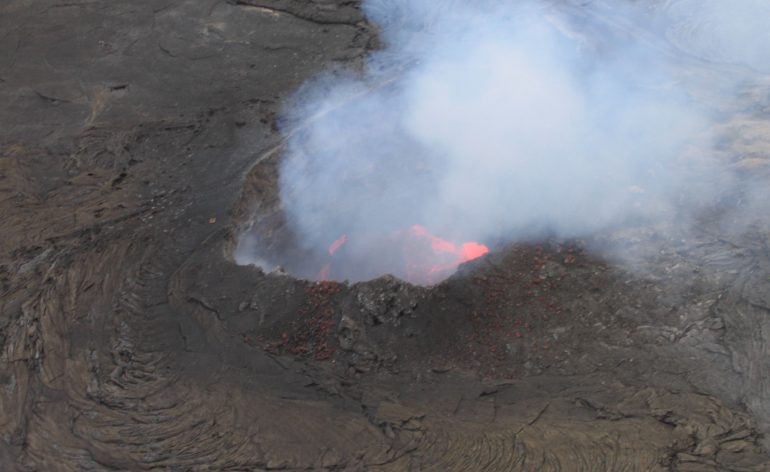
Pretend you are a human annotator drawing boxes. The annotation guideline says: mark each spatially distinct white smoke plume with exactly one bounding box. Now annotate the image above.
[664,0,770,73]
[238,0,770,283]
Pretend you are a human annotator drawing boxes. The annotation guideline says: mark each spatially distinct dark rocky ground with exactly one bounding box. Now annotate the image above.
[2,0,770,470]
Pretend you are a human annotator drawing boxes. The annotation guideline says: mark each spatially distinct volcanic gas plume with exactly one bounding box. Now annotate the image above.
[237,0,770,284]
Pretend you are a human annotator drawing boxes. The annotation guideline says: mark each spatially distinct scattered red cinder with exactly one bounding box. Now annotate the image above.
[266,281,342,361]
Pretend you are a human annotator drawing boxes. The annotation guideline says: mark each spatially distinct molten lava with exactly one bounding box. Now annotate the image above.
[318,225,488,284]
[411,224,456,253]
[407,225,489,283]
[328,234,347,255]
[409,225,489,264]
[459,241,490,261]
[317,234,347,280]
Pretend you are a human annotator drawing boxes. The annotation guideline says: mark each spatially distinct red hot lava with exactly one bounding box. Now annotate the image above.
[317,225,489,285]
[406,225,489,284]
[318,234,348,280]
[328,234,347,255]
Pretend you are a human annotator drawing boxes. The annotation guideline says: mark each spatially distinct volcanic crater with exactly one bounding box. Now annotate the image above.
[3,0,770,471]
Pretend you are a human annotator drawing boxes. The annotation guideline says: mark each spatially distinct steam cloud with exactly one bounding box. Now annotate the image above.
[239,0,770,282]
[665,0,770,72]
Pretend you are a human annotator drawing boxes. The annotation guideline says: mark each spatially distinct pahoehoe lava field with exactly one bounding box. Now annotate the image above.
[3,1,770,470]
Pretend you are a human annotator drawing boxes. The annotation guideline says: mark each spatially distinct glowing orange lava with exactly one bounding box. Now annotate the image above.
[409,225,489,263]
[318,234,348,280]
[318,225,488,284]
[459,241,489,262]
[328,234,348,255]
[410,224,456,253]
[408,224,489,283]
